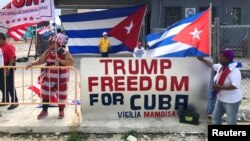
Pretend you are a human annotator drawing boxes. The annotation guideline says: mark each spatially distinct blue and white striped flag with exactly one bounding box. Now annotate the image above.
[60,5,146,55]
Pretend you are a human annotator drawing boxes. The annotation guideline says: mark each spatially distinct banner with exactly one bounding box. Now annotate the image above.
[0,0,55,40]
[81,58,211,121]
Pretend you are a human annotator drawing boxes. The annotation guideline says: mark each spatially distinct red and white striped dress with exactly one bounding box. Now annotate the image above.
[40,50,69,107]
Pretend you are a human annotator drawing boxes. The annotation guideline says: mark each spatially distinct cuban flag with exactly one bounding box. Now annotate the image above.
[60,5,147,55]
[144,9,210,57]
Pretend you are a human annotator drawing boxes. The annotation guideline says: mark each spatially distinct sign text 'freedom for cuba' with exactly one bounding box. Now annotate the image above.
[81,58,211,121]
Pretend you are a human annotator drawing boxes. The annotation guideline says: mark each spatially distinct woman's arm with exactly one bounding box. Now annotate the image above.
[56,50,74,66]
[197,57,213,68]
[26,49,48,68]
[212,84,237,91]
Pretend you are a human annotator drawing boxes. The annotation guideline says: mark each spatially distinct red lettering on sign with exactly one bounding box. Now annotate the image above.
[139,76,152,91]
[99,59,172,75]
[114,76,125,91]
[160,59,172,74]
[88,77,98,92]
[26,0,39,6]
[101,77,113,91]
[100,59,112,75]
[171,76,189,91]
[12,0,25,8]
[155,75,167,91]
[141,59,157,74]
[128,60,139,74]
[88,75,190,92]
[4,0,44,9]
[113,60,125,75]
[127,76,138,91]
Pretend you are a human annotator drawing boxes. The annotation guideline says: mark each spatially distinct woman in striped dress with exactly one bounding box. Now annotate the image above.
[26,35,74,119]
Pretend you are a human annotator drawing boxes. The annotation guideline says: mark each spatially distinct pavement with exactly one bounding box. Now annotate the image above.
[0,41,249,135]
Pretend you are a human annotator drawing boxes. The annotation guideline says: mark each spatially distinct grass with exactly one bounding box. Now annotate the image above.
[67,132,88,141]
[121,130,138,141]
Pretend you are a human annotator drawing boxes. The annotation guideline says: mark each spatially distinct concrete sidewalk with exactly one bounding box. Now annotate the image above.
[0,102,207,134]
[0,104,81,133]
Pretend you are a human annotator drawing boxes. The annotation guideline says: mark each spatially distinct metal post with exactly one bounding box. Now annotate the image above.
[214,17,220,63]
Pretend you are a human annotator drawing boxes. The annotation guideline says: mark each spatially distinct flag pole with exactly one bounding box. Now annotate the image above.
[35,24,38,59]
[137,5,147,49]
[209,3,212,57]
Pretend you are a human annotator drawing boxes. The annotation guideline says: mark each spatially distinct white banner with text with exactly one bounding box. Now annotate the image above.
[0,0,55,28]
[81,58,211,121]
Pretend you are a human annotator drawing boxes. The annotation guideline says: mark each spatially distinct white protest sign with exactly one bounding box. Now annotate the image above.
[81,58,211,121]
[0,0,55,28]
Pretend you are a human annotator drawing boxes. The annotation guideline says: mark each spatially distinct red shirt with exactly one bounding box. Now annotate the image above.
[0,43,16,66]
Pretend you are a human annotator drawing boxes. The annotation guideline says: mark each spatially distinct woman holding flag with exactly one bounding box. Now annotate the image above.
[197,49,243,125]
[26,35,74,120]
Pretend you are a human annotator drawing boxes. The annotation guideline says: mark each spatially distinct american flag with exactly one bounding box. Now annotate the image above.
[7,26,27,41]
[36,26,51,35]
[28,72,58,103]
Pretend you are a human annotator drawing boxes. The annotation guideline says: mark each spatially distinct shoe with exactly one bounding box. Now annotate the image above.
[208,114,212,120]
[37,111,48,120]
[7,104,18,110]
[58,111,64,119]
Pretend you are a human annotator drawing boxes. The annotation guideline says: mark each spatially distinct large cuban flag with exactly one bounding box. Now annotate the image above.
[144,9,210,57]
[60,5,147,55]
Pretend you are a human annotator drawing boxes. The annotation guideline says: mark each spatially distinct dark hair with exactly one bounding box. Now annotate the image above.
[0,32,6,40]
[57,28,62,33]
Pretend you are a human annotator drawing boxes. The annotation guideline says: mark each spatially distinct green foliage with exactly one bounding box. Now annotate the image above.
[121,130,138,141]
[67,132,88,141]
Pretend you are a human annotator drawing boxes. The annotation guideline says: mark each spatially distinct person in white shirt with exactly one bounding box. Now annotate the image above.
[133,42,145,58]
[197,49,242,125]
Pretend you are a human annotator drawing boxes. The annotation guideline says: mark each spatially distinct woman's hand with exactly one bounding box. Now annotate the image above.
[212,84,222,91]
[197,56,204,61]
[55,58,61,65]
[196,56,213,68]
[26,62,32,69]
